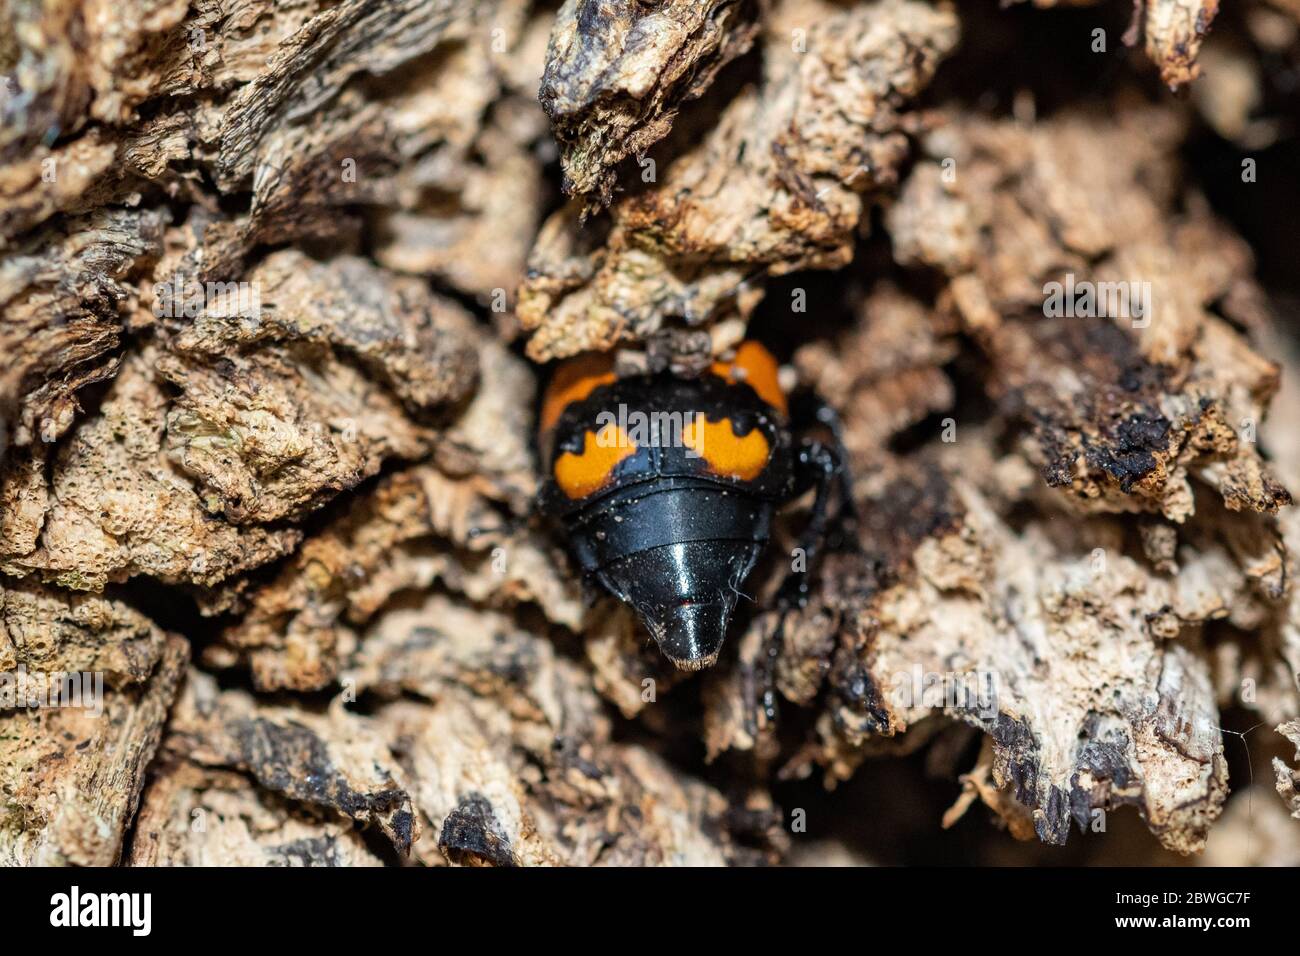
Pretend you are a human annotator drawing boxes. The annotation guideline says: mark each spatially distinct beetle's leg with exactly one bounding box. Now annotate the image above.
[747,395,857,725]
[751,442,846,729]
[747,437,852,727]
[786,389,859,530]
[775,438,853,609]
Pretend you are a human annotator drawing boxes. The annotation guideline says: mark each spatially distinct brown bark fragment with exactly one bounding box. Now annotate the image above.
[864,473,1231,853]
[888,105,1291,522]
[1,353,303,591]
[518,0,960,360]
[154,251,479,524]
[160,669,419,855]
[540,0,763,204]
[1276,719,1300,818]
[0,580,166,687]
[129,762,386,866]
[0,208,164,449]
[1143,0,1221,90]
[1,0,1297,869]
[0,635,187,865]
[0,129,120,243]
[208,463,581,692]
[350,594,783,865]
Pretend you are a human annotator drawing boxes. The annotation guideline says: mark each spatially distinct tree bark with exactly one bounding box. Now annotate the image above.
[1,0,1298,866]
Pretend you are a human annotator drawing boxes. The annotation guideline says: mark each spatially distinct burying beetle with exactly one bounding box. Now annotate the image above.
[538,341,854,670]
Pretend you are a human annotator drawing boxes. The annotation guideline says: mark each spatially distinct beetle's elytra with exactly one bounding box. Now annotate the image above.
[539,341,848,671]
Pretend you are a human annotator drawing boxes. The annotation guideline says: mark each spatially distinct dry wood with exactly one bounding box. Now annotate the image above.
[1,0,1298,866]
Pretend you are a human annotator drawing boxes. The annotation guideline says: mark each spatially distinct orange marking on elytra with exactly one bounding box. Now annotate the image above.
[710,341,787,415]
[554,423,635,499]
[683,417,771,482]
[540,353,616,433]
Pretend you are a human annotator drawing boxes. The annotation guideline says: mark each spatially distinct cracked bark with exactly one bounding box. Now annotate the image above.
[1,0,1298,866]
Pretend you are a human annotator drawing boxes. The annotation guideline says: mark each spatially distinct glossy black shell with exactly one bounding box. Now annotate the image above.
[540,369,794,670]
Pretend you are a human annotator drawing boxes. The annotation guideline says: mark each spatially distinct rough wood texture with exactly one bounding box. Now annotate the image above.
[2,0,1299,866]
[540,0,764,205]
[0,634,187,865]
[519,0,961,360]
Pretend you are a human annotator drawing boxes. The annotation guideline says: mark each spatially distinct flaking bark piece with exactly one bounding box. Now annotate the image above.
[821,452,1279,848]
[1276,719,1300,819]
[209,464,581,692]
[0,208,165,448]
[0,0,189,237]
[1140,0,1221,91]
[350,594,784,865]
[164,251,479,412]
[0,579,167,689]
[997,0,1218,92]
[831,462,1231,853]
[129,762,385,866]
[163,669,419,856]
[0,129,121,246]
[212,0,488,192]
[204,326,575,690]
[991,314,1289,521]
[539,0,763,205]
[0,634,187,866]
[438,793,518,866]
[889,104,1183,306]
[0,352,302,591]
[154,251,479,524]
[793,283,960,464]
[517,0,960,360]
[3,0,536,255]
[227,0,538,263]
[370,94,551,300]
[202,333,575,691]
[888,104,1291,521]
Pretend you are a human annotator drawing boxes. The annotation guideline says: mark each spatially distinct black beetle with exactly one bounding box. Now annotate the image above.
[538,341,851,671]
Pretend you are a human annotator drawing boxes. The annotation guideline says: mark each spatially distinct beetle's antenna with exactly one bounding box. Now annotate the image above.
[1216,721,1264,862]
